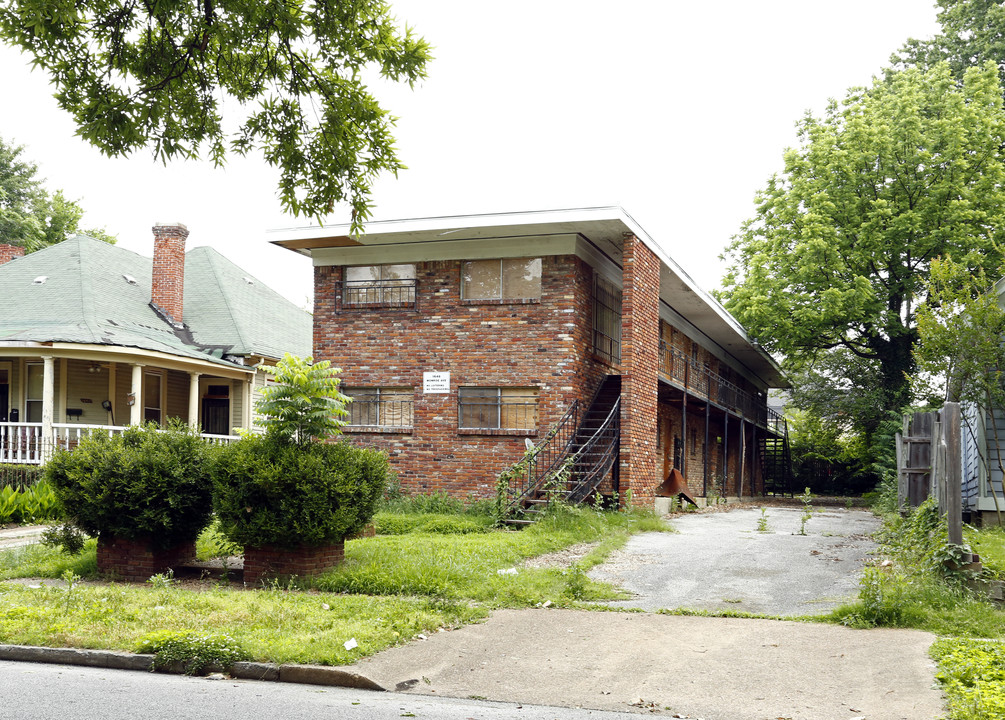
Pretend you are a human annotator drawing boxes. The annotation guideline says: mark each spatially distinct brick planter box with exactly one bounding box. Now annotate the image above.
[242,542,345,586]
[96,536,196,582]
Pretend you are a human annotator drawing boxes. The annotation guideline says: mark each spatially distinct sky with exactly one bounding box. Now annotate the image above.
[0,1,943,310]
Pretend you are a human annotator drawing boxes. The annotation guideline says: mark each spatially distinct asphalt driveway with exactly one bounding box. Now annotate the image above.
[590,505,881,616]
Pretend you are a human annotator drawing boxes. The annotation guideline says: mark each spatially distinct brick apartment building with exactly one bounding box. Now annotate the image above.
[273,207,788,508]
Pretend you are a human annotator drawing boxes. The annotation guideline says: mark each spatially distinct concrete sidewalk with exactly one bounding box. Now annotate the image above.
[0,524,45,549]
[355,608,944,720]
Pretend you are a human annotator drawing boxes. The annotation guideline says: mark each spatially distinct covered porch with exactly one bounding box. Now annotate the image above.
[0,343,257,465]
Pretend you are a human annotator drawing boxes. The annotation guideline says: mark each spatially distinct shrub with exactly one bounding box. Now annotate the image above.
[210,434,387,548]
[136,630,250,675]
[44,423,213,549]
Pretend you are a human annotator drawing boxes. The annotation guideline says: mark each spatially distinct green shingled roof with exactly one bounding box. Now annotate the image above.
[0,235,310,364]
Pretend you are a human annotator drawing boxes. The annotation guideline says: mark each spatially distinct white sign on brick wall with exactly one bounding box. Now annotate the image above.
[423,371,450,394]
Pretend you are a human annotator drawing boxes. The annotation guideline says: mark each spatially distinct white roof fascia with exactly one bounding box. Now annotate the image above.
[270,206,784,386]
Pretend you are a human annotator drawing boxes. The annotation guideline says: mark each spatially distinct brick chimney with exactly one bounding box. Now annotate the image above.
[0,244,25,265]
[151,223,189,326]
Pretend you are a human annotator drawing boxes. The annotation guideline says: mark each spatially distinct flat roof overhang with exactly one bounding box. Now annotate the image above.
[270,207,787,389]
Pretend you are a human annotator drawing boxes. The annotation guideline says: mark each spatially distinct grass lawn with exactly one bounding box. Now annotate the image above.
[0,503,671,666]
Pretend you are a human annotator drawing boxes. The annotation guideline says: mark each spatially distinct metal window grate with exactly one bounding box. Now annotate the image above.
[592,276,622,364]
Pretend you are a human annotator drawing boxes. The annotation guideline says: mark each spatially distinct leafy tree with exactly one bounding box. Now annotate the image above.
[719,62,1005,434]
[893,1,1005,82]
[256,353,350,444]
[0,0,431,228]
[0,135,115,252]
[914,252,1005,523]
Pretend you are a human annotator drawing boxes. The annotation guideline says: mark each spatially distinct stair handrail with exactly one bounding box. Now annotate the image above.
[567,396,622,503]
[506,400,580,508]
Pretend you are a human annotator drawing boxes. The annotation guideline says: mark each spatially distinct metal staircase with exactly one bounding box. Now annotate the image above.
[758,412,795,496]
[503,376,622,524]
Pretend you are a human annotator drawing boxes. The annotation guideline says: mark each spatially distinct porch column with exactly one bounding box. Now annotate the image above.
[40,355,54,462]
[130,364,143,426]
[618,233,661,507]
[188,373,201,430]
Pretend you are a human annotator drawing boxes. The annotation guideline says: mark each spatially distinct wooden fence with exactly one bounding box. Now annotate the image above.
[896,403,963,545]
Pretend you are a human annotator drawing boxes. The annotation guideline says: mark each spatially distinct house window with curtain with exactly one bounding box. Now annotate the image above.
[344,387,414,430]
[461,258,541,301]
[458,387,538,430]
[343,264,416,309]
[592,274,622,365]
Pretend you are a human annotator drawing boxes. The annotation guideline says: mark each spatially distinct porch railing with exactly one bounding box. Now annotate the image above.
[0,422,241,465]
[658,341,776,431]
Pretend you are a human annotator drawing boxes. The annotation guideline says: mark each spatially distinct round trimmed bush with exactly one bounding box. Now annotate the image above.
[44,422,213,549]
[210,434,388,549]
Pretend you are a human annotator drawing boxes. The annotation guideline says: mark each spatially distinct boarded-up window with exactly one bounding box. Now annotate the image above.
[344,387,413,428]
[462,258,541,300]
[458,387,538,429]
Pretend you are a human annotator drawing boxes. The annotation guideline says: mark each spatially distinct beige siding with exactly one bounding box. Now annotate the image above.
[63,360,112,425]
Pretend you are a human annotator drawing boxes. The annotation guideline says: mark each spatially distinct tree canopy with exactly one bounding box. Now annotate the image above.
[0,135,115,252]
[719,62,1005,432]
[893,0,1005,81]
[0,0,431,228]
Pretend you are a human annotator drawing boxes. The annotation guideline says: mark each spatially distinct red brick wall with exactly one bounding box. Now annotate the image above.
[314,255,611,497]
[243,542,345,585]
[151,224,189,325]
[96,536,196,582]
[619,235,661,505]
[0,243,25,265]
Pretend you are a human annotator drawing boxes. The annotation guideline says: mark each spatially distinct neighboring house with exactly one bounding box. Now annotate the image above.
[273,207,790,508]
[961,396,1005,523]
[0,224,311,464]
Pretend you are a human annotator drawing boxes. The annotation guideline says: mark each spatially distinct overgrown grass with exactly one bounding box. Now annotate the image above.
[0,579,484,665]
[0,539,97,581]
[967,525,1005,579]
[0,501,672,666]
[828,499,1005,635]
[314,504,669,605]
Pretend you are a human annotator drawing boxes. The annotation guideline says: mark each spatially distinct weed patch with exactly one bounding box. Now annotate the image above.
[931,638,1005,720]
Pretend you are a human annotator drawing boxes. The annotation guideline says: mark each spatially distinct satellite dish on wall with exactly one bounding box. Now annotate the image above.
[524,438,535,451]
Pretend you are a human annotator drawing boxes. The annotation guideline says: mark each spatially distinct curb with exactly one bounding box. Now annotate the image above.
[0,645,386,691]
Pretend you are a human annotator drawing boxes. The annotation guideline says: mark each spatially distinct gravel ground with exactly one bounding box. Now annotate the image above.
[589,505,881,616]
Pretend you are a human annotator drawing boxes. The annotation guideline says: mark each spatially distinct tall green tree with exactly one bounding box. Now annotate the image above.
[893,1,1005,81]
[0,136,115,252]
[719,62,1005,435]
[0,0,431,229]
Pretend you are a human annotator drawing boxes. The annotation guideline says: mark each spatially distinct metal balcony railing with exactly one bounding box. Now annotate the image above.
[337,278,418,312]
[658,342,780,432]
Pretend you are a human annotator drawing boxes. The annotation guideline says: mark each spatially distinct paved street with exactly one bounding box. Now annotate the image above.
[0,660,642,720]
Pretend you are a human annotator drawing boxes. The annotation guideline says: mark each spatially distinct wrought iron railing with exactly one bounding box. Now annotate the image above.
[567,397,621,503]
[506,401,580,508]
[337,278,419,312]
[658,342,779,432]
